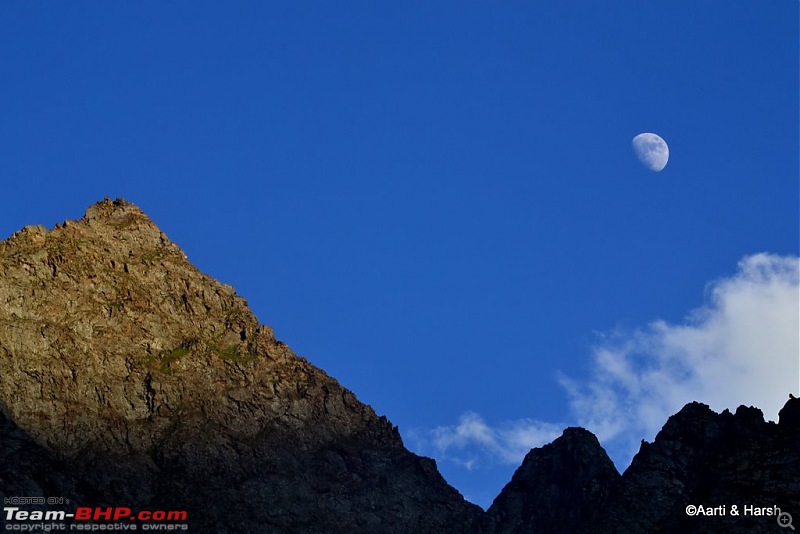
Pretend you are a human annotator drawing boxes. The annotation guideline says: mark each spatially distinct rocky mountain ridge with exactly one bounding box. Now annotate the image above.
[487,400,800,533]
[1,199,797,533]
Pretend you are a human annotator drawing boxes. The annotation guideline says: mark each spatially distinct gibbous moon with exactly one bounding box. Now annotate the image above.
[632,133,669,172]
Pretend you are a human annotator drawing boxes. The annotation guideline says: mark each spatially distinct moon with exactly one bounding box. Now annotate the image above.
[632,133,669,172]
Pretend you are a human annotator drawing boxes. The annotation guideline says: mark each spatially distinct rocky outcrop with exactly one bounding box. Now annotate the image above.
[487,427,620,532]
[595,399,800,533]
[0,198,482,533]
[489,398,800,533]
[1,199,797,533]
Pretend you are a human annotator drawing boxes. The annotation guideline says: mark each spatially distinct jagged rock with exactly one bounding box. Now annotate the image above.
[779,395,800,429]
[593,400,800,533]
[489,400,799,533]
[0,198,482,533]
[487,427,620,533]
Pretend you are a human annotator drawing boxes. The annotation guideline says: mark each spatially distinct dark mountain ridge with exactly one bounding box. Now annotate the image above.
[1,199,797,533]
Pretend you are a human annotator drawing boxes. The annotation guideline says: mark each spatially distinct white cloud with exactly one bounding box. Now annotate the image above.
[412,412,562,469]
[561,253,799,465]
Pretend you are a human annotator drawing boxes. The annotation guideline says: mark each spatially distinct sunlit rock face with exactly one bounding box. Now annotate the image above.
[0,198,483,533]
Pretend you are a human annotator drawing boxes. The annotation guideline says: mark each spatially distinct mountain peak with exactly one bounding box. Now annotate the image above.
[0,199,488,532]
[0,198,401,451]
[83,196,140,217]
[487,426,619,532]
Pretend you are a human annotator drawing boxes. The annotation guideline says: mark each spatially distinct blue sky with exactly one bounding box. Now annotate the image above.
[1,2,798,508]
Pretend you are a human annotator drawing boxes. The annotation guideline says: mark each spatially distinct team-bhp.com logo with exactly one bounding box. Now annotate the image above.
[5,507,187,521]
